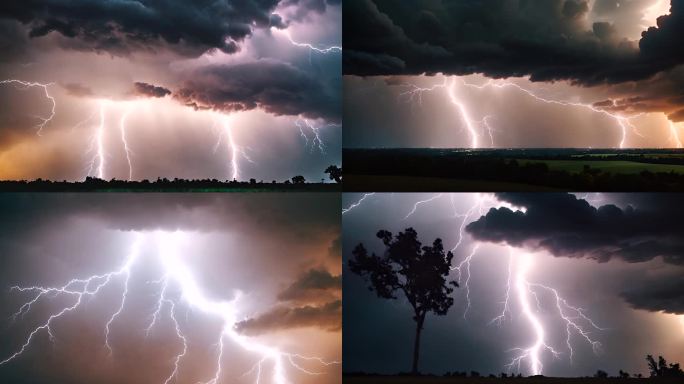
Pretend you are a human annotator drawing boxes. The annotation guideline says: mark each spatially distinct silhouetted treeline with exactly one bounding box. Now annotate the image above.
[0,177,340,192]
[344,354,684,380]
[344,148,684,191]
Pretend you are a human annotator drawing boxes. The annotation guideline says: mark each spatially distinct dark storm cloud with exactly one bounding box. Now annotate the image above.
[279,0,342,21]
[0,0,282,56]
[622,274,684,314]
[343,0,684,85]
[234,300,342,335]
[466,193,684,265]
[592,64,684,120]
[132,82,171,98]
[174,59,340,120]
[278,268,341,303]
[466,193,684,315]
[236,266,342,334]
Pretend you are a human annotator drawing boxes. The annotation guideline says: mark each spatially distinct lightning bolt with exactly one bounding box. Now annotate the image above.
[295,118,326,154]
[213,116,256,181]
[668,121,683,149]
[119,107,135,181]
[346,193,605,375]
[398,78,491,148]
[506,251,562,376]
[1,231,339,384]
[85,101,108,179]
[278,30,341,55]
[0,79,56,135]
[397,75,664,149]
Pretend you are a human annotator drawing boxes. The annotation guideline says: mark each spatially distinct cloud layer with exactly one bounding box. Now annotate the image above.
[0,0,282,56]
[343,0,683,84]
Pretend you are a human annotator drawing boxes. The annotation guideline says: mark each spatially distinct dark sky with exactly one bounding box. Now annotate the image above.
[0,193,341,384]
[0,1,341,181]
[343,0,684,148]
[342,193,684,377]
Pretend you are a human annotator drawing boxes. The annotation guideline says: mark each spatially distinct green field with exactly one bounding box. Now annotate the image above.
[517,160,684,175]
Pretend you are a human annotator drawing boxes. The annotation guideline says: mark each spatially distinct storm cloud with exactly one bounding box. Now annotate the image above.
[174,59,340,120]
[0,0,283,56]
[132,82,171,98]
[235,300,342,335]
[466,193,684,265]
[343,0,684,85]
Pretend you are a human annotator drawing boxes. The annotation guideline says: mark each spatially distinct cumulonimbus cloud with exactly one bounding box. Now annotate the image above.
[0,0,285,56]
[174,59,340,120]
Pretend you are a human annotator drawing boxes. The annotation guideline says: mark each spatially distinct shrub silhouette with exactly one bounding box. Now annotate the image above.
[349,228,458,375]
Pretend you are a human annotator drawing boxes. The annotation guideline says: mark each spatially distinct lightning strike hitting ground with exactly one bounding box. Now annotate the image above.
[85,101,108,179]
[0,79,56,135]
[1,231,339,384]
[348,193,605,376]
[119,107,135,181]
[399,78,489,148]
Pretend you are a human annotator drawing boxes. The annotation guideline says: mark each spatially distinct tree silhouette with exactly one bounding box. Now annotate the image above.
[594,370,608,378]
[348,228,458,374]
[647,355,684,377]
[325,165,342,183]
[291,175,306,184]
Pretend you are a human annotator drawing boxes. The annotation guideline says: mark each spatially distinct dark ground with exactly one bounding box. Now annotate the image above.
[343,148,684,192]
[343,375,676,384]
[0,179,340,192]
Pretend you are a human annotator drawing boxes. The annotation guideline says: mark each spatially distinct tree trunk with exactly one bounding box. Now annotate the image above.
[411,313,425,375]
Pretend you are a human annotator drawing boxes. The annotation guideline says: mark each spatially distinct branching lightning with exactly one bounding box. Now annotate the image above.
[0,79,56,135]
[397,75,675,149]
[346,193,605,376]
[294,118,338,154]
[1,231,339,384]
[278,30,341,55]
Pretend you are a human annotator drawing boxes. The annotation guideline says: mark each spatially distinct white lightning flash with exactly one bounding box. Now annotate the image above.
[0,79,56,135]
[352,193,605,376]
[397,75,670,149]
[119,107,135,181]
[294,118,335,154]
[399,78,490,148]
[342,193,377,215]
[2,231,339,384]
[214,116,254,181]
[85,101,108,179]
[278,30,341,55]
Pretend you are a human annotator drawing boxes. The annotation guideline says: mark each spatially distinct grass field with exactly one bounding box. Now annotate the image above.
[343,175,562,192]
[517,159,684,175]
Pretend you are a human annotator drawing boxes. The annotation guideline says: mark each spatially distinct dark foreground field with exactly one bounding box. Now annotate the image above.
[344,375,679,384]
[0,178,340,192]
[344,148,684,191]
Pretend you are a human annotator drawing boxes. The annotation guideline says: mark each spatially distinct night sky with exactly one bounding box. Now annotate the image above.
[0,193,341,384]
[343,193,684,377]
[0,1,341,181]
[344,0,684,149]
